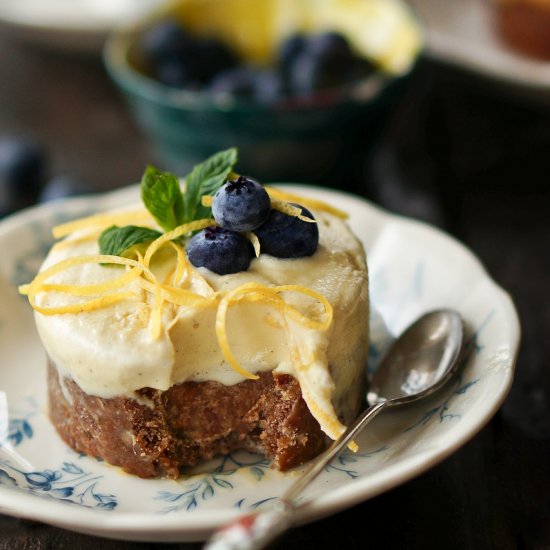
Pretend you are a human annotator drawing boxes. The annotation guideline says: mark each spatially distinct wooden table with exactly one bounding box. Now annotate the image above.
[0,30,549,550]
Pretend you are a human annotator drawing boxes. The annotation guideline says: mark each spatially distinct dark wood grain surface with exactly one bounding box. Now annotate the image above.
[0,29,549,550]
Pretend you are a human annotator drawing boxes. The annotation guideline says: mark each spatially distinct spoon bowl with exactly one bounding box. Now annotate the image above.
[368,309,464,406]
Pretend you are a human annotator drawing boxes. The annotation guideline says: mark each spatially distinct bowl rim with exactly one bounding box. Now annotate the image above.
[102,4,422,114]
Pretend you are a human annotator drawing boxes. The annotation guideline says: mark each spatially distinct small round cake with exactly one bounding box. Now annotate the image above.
[22,161,369,479]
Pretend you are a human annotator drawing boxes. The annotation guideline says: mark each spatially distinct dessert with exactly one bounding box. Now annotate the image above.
[495,0,550,59]
[21,149,369,478]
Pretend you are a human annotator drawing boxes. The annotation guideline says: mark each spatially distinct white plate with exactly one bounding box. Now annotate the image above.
[0,185,519,542]
[0,0,156,53]
[408,0,550,100]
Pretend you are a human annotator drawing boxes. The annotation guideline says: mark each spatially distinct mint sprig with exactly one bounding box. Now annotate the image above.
[99,225,162,257]
[183,147,238,223]
[98,148,238,259]
[141,166,185,232]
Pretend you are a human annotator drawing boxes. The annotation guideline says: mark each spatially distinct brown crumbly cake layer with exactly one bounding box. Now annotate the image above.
[48,361,328,478]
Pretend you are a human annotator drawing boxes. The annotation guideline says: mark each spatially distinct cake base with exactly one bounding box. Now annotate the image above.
[48,362,329,478]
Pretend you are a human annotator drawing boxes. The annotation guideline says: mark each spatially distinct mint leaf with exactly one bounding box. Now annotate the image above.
[183,148,238,223]
[140,166,185,231]
[97,149,239,261]
[99,225,162,257]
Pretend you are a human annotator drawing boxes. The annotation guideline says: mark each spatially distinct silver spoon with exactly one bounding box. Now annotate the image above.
[205,309,465,550]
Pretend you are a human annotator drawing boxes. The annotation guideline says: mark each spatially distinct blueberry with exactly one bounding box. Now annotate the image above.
[141,20,191,65]
[308,32,354,64]
[209,67,286,103]
[141,21,237,88]
[39,175,94,203]
[155,58,195,88]
[212,176,271,232]
[277,33,307,75]
[142,23,196,88]
[193,37,238,83]
[287,32,362,95]
[252,70,286,103]
[255,204,319,258]
[186,225,254,275]
[0,138,46,214]
[288,52,337,95]
[209,66,258,98]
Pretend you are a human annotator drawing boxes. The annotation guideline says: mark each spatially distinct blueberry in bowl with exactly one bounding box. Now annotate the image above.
[140,20,238,89]
[104,0,422,182]
[285,31,376,97]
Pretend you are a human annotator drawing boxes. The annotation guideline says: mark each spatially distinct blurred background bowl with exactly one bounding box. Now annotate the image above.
[104,0,422,184]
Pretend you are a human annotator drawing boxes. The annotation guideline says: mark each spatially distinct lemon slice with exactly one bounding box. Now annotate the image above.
[172,0,421,72]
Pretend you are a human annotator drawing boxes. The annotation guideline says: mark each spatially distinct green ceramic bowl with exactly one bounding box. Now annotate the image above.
[104,0,422,183]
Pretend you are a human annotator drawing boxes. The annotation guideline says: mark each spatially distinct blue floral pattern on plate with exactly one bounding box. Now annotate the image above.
[0,185,519,542]
[155,453,272,513]
[0,459,117,510]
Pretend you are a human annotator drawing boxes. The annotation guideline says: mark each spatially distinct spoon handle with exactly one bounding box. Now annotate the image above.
[204,400,388,550]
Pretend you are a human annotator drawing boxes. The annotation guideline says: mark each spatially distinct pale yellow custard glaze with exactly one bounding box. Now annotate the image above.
[32,207,369,441]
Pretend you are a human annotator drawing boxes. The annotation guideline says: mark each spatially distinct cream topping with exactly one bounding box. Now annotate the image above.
[32,208,369,440]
